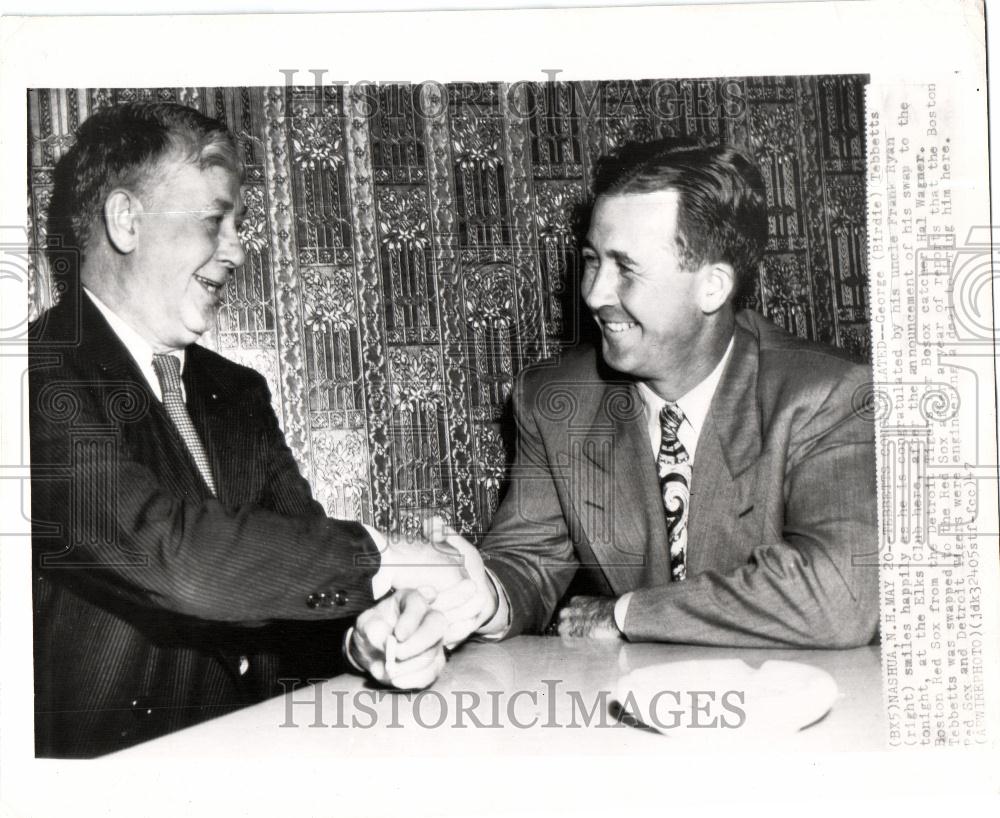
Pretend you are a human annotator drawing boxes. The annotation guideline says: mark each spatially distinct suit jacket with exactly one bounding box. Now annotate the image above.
[29,291,380,757]
[481,310,879,648]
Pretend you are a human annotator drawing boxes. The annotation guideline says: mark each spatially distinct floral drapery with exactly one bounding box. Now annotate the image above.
[27,76,869,536]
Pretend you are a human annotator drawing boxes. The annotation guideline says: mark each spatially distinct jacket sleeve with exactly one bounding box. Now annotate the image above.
[622,364,880,648]
[478,367,580,636]
[30,359,380,625]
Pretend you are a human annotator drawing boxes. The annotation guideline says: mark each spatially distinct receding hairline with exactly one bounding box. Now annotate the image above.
[116,138,244,205]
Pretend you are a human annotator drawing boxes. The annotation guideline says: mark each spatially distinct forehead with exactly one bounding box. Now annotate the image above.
[145,157,242,206]
[588,190,681,246]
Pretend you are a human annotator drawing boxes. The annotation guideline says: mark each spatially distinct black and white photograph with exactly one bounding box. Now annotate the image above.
[1,2,997,816]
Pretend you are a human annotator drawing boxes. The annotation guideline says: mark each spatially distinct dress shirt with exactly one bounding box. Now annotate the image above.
[613,336,734,631]
[84,287,186,401]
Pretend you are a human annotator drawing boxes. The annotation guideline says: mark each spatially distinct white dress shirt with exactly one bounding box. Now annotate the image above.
[84,287,186,401]
[613,336,734,630]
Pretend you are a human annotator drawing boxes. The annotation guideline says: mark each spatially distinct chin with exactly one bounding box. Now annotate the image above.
[170,323,204,345]
[599,344,638,376]
[182,311,216,339]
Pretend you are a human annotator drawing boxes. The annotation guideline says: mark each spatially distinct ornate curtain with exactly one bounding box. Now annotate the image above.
[26,76,869,536]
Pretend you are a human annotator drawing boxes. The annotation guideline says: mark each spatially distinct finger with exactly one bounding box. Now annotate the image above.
[440,587,485,625]
[387,643,438,677]
[356,613,393,654]
[394,609,448,661]
[362,659,387,685]
[384,634,398,669]
[437,585,488,630]
[423,517,476,561]
[387,648,447,691]
[361,590,401,628]
[438,524,475,557]
[384,645,441,689]
[394,589,433,642]
[430,577,477,612]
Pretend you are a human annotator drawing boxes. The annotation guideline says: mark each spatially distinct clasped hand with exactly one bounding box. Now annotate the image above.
[349,517,499,689]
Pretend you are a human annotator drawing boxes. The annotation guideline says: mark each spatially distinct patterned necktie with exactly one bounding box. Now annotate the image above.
[152,353,217,496]
[657,402,691,581]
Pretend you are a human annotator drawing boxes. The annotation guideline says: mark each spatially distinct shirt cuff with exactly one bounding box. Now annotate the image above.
[614,592,633,635]
[474,568,511,640]
[343,626,365,674]
[363,524,393,599]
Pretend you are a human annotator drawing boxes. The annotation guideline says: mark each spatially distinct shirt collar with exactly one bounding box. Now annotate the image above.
[84,287,186,403]
[636,334,735,445]
[84,287,186,374]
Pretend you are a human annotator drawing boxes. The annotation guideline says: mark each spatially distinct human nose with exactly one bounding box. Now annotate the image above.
[583,259,618,311]
[217,221,246,270]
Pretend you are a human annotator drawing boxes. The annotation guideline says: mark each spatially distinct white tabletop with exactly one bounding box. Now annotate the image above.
[110,635,885,759]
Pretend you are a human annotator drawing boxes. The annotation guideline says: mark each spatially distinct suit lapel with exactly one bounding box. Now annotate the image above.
[704,316,762,480]
[687,316,762,574]
[77,296,213,500]
[571,380,668,594]
[79,294,151,389]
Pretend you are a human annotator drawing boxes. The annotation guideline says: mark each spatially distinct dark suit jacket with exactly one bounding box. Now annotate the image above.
[29,291,381,757]
[481,310,879,648]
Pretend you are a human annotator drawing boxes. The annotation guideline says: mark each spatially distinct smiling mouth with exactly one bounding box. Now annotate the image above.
[602,320,637,334]
[195,275,225,296]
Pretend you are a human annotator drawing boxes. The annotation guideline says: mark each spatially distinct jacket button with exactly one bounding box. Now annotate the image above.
[333,591,348,607]
[130,697,154,718]
[239,655,250,676]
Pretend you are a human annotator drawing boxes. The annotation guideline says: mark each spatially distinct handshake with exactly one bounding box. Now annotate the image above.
[346,517,501,690]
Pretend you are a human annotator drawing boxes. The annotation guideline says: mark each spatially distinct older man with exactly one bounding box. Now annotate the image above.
[29,102,478,757]
[437,138,879,649]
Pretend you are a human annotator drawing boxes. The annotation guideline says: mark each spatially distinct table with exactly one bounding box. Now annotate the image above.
[112,636,886,759]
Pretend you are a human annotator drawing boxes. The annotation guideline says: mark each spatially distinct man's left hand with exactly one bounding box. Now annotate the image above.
[349,588,448,690]
[556,596,623,639]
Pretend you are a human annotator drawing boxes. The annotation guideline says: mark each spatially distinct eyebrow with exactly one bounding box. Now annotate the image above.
[581,242,637,267]
[211,197,247,221]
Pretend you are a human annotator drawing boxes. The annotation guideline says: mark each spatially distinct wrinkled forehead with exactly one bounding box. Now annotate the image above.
[140,150,244,203]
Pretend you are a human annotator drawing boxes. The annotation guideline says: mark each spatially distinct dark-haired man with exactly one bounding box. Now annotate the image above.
[29,102,482,757]
[436,139,879,648]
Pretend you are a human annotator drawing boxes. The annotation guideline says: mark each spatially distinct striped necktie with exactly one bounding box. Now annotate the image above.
[657,402,690,581]
[152,353,217,496]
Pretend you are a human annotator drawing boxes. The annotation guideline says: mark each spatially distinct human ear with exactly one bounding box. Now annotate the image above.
[699,262,735,314]
[103,189,142,254]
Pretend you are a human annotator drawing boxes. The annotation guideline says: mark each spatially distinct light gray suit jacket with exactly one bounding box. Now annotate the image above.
[480,310,879,647]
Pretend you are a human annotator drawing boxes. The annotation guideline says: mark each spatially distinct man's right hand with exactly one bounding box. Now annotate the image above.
[348,588,448,690]
[421,517,500,648]
[377,527,470,596]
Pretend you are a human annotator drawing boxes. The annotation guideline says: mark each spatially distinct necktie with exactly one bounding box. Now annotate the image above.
[657,402,690,581]
[152,353,217,496]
